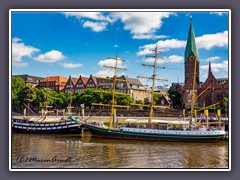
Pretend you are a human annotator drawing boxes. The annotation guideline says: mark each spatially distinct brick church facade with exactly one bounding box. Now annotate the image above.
[182,19,228,109]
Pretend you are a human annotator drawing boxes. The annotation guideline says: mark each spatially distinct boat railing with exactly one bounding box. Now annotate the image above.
[118,123,225,131]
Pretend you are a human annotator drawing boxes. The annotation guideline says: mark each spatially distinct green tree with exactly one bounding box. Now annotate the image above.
[144,97,150,105]
[220,81,227,87]
[76,88,98,107]
[153,93,163,104]
[12,76,25,111]
[222,97,228,117]
[135,100,143,104]
[74,88,133,108]
[16,85,35,113]
[52,92,68,109]
[168,89,182,109]
[116,94,133,105]
[12,76,25,100]
[29,87,43,111]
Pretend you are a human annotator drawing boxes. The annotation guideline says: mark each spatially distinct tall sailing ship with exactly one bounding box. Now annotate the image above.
[84,46,226,142]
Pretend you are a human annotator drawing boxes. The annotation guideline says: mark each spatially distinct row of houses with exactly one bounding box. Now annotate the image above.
[15,74,174,107]
[15,74,151,102]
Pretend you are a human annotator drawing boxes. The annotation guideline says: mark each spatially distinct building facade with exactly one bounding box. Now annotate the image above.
[37,76,68,92]
[197,62,228,107]
[64,76,78,93]
[96,75,148,102]
[75,75,88,93]
[16,74,149,102]
[182,19,228,109]
[85,75,98,88]
[125,77,148,102]
[156,94,172,108]
[15,74,43,87]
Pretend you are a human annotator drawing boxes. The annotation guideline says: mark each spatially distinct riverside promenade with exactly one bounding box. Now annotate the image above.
[12,115,180,123]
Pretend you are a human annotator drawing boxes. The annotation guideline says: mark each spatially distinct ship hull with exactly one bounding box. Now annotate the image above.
[12,119,83,134]
[85,124,225,142]
[12,126,82,134]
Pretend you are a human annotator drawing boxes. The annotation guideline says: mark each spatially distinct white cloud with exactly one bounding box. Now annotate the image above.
[210,12,228,16]
[63,12,173,39]
[12,37,40,67]
[95,58,125,77]
[60,62,83,68]
[137,31,228,55]
[63,12,113,32]
[82,21,108,32]
[144,55,184,64]
[137,39,185,55]
[12,37,22,43]
[196,31,228,50]
[110,12,175,39]
[200,71,208,80]
[98,58,124,67]
[133,34,169,40]
[94,69,114,77]
[13,62,28,68]
[63,12,113,22]
[200,61,228,72]
[113,44,120,48]
[203,56,221,62]
[71,73,89,78]
[34,50,65,63]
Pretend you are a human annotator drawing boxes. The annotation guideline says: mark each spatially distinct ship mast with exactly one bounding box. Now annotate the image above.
[42,73,52,115]
[67,76,74,115]
[108,54,127,129]
[110,55,118,129]
[138,45,168,127]
[189,56,197,129]
[92,53,127,129]
[44,74,49,112]
[26,88,31,118]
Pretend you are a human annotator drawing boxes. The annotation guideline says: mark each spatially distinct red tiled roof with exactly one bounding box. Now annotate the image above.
[41,76,68,85]
[59,86,65,91]
[80,76,89,84]
[71,77,78,85]
[92,76,98,84]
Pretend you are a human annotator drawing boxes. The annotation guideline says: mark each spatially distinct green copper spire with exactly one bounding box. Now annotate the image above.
[185,17,199,61]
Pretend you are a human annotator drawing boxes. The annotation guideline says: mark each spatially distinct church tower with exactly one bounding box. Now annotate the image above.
[183,18,200,109]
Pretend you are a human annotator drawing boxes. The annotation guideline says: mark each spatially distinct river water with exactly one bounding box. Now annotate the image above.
[11,131,229,169]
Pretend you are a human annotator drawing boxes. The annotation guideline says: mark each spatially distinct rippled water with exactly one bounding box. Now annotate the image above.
[11,131,229,169]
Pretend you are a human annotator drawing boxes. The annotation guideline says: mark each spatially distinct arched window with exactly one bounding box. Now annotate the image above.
[205,93,212,106]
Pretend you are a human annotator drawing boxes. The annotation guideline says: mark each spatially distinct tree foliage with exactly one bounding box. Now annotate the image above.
[168,89,182,109]
[222,97,228,116]
[12,84,135,113]
[12,76,26,112]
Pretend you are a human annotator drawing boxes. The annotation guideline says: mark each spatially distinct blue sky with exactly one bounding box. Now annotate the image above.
[11,10,229,86]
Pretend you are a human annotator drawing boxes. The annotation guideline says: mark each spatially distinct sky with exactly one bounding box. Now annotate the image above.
[11,10,229,87]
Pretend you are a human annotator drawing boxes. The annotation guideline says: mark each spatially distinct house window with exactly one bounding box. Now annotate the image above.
[116,83,123,88]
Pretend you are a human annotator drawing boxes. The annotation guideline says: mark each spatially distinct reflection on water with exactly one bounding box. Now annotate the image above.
[11,131,229,169]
